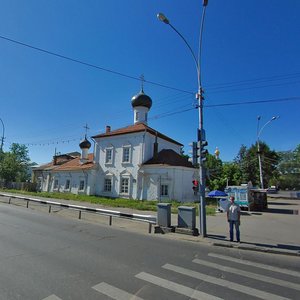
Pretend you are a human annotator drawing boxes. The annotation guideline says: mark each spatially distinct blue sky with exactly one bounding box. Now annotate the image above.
[0,0,299,164]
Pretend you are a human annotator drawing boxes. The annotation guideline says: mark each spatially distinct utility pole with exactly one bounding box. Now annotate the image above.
[256,116,279,189]
[157,1,209,236]
[0,118,5,152]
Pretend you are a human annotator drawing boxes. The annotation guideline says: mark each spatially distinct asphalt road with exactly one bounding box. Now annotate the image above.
[0,203,299,300]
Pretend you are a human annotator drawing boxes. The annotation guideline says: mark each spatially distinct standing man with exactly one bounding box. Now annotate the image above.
[227,196,241,242]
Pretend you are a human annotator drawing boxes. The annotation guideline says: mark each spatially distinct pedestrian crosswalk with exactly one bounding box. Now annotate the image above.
[135,271,222,300]
[192,258,300,291]
[42,252,300,300]
[163,263,289,300]
[92,282,144,300]
[208,252,300,278]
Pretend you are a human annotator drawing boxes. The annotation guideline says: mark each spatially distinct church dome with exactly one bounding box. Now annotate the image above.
[131,89,152,109]
[79,136,91,149]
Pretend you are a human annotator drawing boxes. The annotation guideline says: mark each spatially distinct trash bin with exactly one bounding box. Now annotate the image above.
[157,203,171,227]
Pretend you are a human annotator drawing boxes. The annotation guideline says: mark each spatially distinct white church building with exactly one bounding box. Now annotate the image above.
[33,89,198,202]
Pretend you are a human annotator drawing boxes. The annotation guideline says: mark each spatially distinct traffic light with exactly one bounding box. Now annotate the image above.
[192,179,199,193]
[191,142,199,165]
[190,140,208,164]
[200,140,208,162]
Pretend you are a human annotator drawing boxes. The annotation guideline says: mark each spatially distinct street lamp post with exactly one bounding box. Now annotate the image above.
[256,116,279,189]
[157,1,209,236]
[0,118,5,152]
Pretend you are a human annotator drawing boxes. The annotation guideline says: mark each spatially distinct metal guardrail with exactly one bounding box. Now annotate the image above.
[0,193,157,233]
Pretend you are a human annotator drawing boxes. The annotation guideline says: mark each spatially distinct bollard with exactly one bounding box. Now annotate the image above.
[79,210,82,219]
[26,200,29,208]
[48,205,51,213]
[9,197,11,204]
[148,223,152,234]
[109,215,112,226]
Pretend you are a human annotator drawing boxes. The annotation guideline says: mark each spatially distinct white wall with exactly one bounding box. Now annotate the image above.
[140,165,197,202]
[93,130,188,201]
[41,171,94,195]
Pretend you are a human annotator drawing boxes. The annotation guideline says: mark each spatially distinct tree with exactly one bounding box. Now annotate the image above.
[206,153,223,191]
[277,144,300,189]
[222,162,242,186]
[256,142,280,187]
[233,143,279,188]
[0,143,31,183]
[234,144,252,184]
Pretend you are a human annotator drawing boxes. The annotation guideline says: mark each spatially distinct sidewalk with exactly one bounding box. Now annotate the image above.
[1,193,300,256]
[202,196,300,256]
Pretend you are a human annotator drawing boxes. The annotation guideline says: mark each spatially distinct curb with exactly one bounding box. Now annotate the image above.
[212,241,300,257]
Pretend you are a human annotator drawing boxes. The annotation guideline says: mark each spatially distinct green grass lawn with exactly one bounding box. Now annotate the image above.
[0,189,217,215]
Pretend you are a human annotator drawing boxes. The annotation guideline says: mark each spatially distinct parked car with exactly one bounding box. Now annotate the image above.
[267,186,278,194]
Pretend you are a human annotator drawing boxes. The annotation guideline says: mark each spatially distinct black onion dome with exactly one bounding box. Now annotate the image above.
[131,90,152,109]
[79,136,91,149]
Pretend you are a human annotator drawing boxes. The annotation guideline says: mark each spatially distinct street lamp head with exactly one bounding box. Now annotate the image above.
[271,116,279,121]
[257,115,261,120]
[203,0,209,6]
[157,13,169,25]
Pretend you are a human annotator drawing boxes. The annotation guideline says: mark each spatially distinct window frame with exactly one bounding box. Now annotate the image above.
[122,145,131,163]
[160,184,169,197]
[104,177,112,192]
[79,180,85,191]
[120,177,129,195]
[105,147,113,164]
[65,179,70,190]
[53,179,59,190]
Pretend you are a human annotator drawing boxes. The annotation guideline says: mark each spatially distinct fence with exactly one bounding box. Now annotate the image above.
[0,181,37,192]
[0,193,157,233]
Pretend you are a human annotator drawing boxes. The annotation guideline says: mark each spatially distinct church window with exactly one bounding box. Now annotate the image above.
[120,177,129,194]
[54,179,58,190]
[161,184,169,196]
[105,148,113,164]
[79,180,85,191]
[135,111,139,122]
[122,146,130,163]
[65,179,70,190]
[104,178,112,192]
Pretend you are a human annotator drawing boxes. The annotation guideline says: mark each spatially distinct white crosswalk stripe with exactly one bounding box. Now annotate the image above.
[135,272,223,300]
[42,295,63,300]
[44,254,299,300]
[92,282,144,300]
[163,263,292,300]
[208,253,300,278]
[193,258,300,291]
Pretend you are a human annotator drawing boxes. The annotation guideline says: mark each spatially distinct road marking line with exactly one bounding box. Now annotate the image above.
[135,272,223,300]
[42,295,63,300]
[92,282,144,300]
[163,263,291,300]
[208,253,300,278]
[193,258,300,291]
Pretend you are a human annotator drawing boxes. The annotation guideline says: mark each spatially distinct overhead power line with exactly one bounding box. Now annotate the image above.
[207,80,300,94]
[150,96,300,120]
[205,96,300,108]
[2,34,300,97]
[206,72,300,90]
[5,95,299,147]
[0,34,193,95]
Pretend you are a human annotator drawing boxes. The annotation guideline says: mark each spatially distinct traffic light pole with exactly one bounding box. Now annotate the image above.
[157,1,208,237]
[198,89,207,237]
